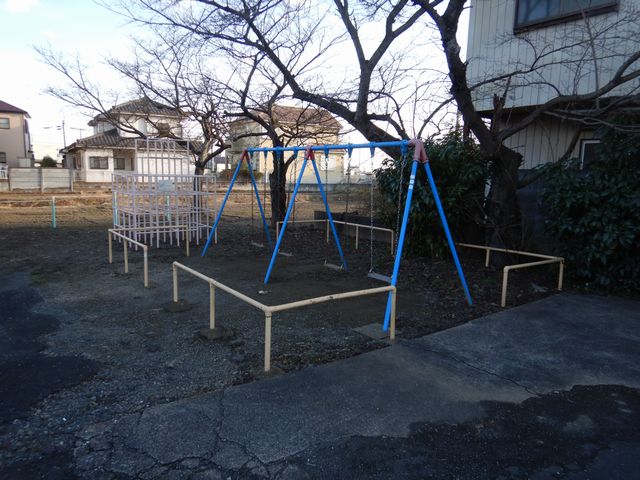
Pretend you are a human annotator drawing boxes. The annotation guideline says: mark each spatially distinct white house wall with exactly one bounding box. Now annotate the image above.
[467,0,640,112]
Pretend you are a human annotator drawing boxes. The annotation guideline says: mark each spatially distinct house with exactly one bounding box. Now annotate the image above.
[226,105,345,184]
[466,0,638,170]
[0,100,33,176]
[62,98,192,182]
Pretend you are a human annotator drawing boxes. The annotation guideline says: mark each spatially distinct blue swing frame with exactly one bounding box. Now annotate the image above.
[202,140,473,331]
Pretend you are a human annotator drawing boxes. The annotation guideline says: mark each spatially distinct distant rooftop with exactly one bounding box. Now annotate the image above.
[88,97,181,126]
[0,100,30,117]
[230,105,341,130]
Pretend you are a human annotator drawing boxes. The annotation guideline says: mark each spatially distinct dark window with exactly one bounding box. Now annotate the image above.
[515,0,618,31]
[89,156,109,169]
[580,139,600,170]
[114,158,126,170]
[0,118,9,129]
[0,152,6,163]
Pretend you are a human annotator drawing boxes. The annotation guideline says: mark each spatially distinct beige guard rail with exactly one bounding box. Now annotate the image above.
[276,219,395,255]
[456,243,564,307]
[172,261,397,372]
[108,225,190,288]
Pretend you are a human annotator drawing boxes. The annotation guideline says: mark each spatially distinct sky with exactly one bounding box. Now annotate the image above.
[0,0,134,158]
[0,0,469,165]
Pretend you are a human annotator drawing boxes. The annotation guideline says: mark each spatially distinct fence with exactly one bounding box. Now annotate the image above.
[8,167,74,191]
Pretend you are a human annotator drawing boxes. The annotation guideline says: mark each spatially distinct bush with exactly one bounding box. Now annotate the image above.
[217,165,263,182]
[541,120,640,293]
[41,155,57,168]
[376,133,489,257]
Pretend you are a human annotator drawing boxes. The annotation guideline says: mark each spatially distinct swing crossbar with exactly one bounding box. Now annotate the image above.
[248,140,410,156]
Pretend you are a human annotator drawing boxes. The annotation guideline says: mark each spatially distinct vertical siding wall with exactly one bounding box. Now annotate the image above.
[467,0,639,112]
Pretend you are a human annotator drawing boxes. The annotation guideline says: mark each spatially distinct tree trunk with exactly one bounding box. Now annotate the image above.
[269,157,288,227]
[485,146,523,248]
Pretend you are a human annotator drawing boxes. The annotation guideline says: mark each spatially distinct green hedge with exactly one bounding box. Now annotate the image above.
[376,133,488,257]
[541,121,640,293]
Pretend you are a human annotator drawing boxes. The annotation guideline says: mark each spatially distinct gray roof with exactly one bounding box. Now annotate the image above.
[0,100,30,117]
[89,97,181,126]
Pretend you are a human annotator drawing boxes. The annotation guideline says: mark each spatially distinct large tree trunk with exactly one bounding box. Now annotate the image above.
[269,157,287,227]
[485,146,523,248]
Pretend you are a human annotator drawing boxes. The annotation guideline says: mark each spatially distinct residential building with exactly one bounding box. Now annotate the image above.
[0,100,33,175]
[227,105,345,184]
[62,98,192,182]
[467,0,638,169]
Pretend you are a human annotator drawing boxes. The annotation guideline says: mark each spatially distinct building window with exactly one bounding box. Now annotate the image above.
[114,158,126,170]
[579,139,600,170]
[89,156,109,169]
[515,0,618,31]
[0,118,9,129]
[0,152,6,163]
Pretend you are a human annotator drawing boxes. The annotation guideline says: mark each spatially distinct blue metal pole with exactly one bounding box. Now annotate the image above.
[423,162,473,306]
[247,156,272,246]
[201,159,243,256]
[263,157,309,284]
[310,158,348,270]
[383,160,419,331]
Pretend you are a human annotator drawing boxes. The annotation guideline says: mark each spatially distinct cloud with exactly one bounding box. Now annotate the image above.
[5,0,39,13]
[40,30,60,40]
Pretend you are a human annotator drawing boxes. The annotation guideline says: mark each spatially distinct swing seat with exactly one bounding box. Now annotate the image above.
[250,241,265,248]
[367,271,391,283]
[324,261,345,271]
[278,251,293,257]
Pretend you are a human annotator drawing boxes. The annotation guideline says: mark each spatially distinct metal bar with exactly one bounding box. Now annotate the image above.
[500,258,564,307]
[173,263,178,302]
[210,284,216,330]
[248,140,410,155]
[123,239,129,273]
[264,312,272,372]
[268,285,394,313]
[390,289,397,340]
[143,246,149,288]
[456,242,562,261]
[424,162,473,306]
[326,219,330,244]
[51,196,57,229]
[501,268,509,308]
[485,248,491,267]
[108,232,113,264]
[310,158,348,270]
[355,224,359,250]
[383,160,418,331]
[201,159,243,256]
[558,261,564,291]
[264,157,309,284]
[185,225,190,257]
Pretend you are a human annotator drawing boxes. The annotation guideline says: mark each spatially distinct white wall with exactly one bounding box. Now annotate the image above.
[467,0,640,112]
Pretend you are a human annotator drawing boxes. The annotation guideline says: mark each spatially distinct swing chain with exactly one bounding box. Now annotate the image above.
[369,149,375,272]
[394,149,407,256]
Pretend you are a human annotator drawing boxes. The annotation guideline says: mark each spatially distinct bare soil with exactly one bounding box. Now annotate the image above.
[0,191,560,477]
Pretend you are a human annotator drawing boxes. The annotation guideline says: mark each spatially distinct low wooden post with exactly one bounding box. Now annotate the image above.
[355,225,359,250]
[108,231,113,264]
[143,246,149,288]
[485,248,491,267]
[325,220,330,244]
[264,312,272,372]
[172,263,179,303]
[209,283,216,330]
[123,239,129,273]
[501,267,510,307]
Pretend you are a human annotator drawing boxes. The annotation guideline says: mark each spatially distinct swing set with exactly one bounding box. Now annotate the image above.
[201,139,472,331]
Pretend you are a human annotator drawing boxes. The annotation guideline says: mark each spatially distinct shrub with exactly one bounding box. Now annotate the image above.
[541,120,640,293]
[375,133,489,257]
[41,155,57,168]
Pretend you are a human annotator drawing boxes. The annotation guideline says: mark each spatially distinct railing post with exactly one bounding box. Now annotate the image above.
[185,225,190,257]
[558,260,564,291]
[390,288,396,340]
[264,312,272,372]
[390,230,394,255]
[143,246,149,288]
[123,239,129,273]
[355,225,359,250]
[108,231,113,264]
[209,283,216,329]
[501,267,510,307]
[325,219,330,244]
[485,248,491,267]
[173,263,179,303]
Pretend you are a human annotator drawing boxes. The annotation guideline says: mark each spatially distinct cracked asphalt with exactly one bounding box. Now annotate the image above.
[2,262,639,480]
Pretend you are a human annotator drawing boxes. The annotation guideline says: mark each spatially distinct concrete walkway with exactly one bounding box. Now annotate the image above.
[75,293,640,478]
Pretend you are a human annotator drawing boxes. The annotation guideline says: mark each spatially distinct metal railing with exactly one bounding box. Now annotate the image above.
[172,261,397,372]
[456,243,564,307]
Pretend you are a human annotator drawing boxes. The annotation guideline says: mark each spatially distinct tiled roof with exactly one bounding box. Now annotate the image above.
[89,97,181,125]
[230,105,341,130]
[63,129,192,153]
[0,100,29,116]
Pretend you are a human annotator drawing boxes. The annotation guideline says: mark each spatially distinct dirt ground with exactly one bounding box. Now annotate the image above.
[0,191,561,477]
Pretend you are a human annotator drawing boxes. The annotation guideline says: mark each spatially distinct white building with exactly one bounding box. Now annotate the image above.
[467,0,639,169]
[62,98,192,182]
